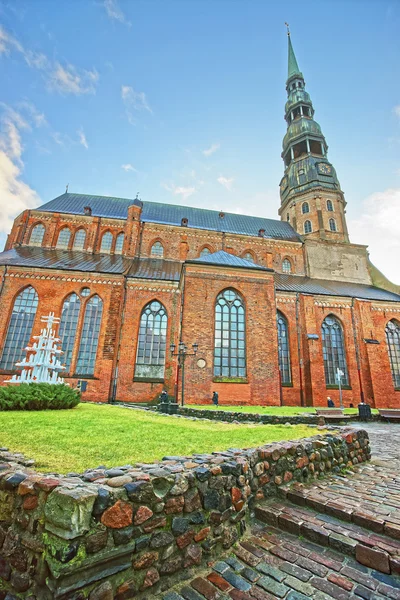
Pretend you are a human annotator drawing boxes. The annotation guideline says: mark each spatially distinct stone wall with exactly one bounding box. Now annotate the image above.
[0,429,370,599]
[178,406,320,425]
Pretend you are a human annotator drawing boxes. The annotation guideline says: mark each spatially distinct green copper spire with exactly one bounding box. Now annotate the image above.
[287,31,302,79]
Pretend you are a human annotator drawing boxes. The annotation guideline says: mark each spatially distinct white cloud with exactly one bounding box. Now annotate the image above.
[349,188,400,284]
[202,142,220,157]
[394,105,400,119]
[217,175,234,191]
[121,85,152,114]
[162,182,196,201]
[77,128,88,149]
[121,163,137,172]
[103,0,131,26]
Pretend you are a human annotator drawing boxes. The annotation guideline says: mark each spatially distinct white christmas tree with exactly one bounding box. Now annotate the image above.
[6,312,67,385]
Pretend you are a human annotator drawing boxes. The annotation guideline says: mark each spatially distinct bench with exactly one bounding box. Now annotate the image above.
[316,409,351,422]
[378,409,400,422]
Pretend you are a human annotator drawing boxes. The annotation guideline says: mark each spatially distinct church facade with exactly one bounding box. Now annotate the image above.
[0,35,399,408]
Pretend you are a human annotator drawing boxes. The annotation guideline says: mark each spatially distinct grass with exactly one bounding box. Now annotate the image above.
[189,405,378,415]
[0,403,321,474]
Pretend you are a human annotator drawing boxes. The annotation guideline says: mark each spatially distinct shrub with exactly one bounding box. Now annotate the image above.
[0,383,81,411]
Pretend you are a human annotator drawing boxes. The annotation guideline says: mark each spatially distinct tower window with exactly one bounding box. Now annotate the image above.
[282,258,291,274]
[29,224,45,246]
[293,141,308,159]
[302,202,310,214]
[303,106,310,117]
[293,107,301,120]
[100,231,113,253]
[56,228,71,249]
[304,220,312,234]
[115,233,124,254]
[327,199,334,212]
[73,229,86,250]
[310,140,323,155]
[151,241,164,257]
[329,218,337,232]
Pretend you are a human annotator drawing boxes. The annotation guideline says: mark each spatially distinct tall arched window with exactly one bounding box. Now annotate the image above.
[135,301,167,379]
[321,315,349,386]
[100,232,113,253]
[200,247,211,257]
[76,295,103,376]
[282,258,292,274]
[56,228,71,249]
[304,220,312,234]
[73,229,86,250]
[329,218,337,232]
[29,224,45,246]
[214,289,246,378]
[59,293,81,371]
[386,320,400,388]
[151,242,164,257]
[277,311,291,384]
[327,200,334,212]
[243,252,254,263]
[115,233,124,254]
[302,202,310,214]
[0,287,38,370]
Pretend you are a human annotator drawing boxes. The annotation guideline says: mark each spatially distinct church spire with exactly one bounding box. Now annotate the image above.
[286,26,302,80]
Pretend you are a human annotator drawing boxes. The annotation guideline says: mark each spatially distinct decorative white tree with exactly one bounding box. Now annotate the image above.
[6,312,67,385]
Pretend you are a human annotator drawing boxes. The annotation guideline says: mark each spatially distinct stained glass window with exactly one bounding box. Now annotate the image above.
[29,224,45,246]
[322,315,349,386]
[135,301,167,379]
[100,232,113,253]
[214,289,246,378]
[115,233,124,254]
[304,220,312,234]
[386,320,400,388]
[277,311,291,384]
[0,286,38,370]
[282,258,291,274]
[151,242,164,257]
[56,228,71,249]
[302,202,310,214]
[59,293,81,371]
[200,248,211,257]
[329,218,337,232]
[327,199,334,211]
[76,295,103,376]
[73,229,86,250]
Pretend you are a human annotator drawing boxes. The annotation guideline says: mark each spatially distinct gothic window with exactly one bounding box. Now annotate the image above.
[329,218,337,232]
[243,252,254,263]
[214,289,246,378]
[151,241,164,257]
[302,202,310,214]
[115,233,124,254]
[200,247,211,257]
[386,320,400,388]
[277,311,291,384]
[304,220,312,234]
[29,224,45,246]
[321,315,349,386]
[327,199,334,212]
[56,228,71,249]
[0,286,38,370]
[72,229,86,250]
[135,301,167,379]
[100,232,113,253]
[282,258,292,274]
[59,293,81,371]
[76,295,103,376]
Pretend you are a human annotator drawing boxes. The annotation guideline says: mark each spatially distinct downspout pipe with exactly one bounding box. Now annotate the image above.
[295,292,305,407]
[351,297,365,403]
[174,263,186,403]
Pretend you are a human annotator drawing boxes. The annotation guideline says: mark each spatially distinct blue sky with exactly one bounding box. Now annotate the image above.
[0,0,399,282]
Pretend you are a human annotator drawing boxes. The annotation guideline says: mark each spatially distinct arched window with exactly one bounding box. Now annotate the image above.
[72,229,86,250]
[282,258,292,274]
[327,200,334,212]
[100,232,113,253]
[135,301,167,379]
[0,286,38,370]
[304,220,312,234]
[59,293,81,371]
[115,233,124,254]
[243,252,254,263]
[277,311,291,384]
[29,224,45,246]
[151,241,164,257]
[321,315,349,386]
[214,289,246,378]
[56,228,71,249]
[329,218,337,232]
[76,295,103,376]
[200,247,211,257]
[302,202,310,214]
[386,320,400,388]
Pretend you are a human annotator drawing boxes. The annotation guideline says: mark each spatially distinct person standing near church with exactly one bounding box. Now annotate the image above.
[212,391,219,406]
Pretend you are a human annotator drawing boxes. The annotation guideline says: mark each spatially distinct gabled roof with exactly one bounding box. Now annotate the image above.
[127,258,181,281]
[187,250,271,271]
[36,192,302,242]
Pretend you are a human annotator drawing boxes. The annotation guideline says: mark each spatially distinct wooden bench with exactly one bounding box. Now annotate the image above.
[316,409,351,422]
[378,409,400,422]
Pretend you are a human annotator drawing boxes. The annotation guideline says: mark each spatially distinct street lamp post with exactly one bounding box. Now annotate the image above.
[170,341,199,406]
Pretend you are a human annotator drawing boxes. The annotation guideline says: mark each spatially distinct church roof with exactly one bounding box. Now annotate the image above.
[187,250,271,271]
[36,192,302,242]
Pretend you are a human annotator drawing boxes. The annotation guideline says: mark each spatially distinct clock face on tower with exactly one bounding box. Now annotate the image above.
[280,177,288,191]
[317,163,332,175]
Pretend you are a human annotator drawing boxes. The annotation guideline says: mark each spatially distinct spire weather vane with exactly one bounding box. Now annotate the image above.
[285,22,290,36]
[65,183,69,193]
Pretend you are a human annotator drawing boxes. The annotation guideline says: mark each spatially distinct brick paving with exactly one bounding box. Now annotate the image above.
[161,423,400,599]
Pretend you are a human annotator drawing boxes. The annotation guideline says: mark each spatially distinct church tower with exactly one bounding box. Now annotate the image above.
[278,29,349,243]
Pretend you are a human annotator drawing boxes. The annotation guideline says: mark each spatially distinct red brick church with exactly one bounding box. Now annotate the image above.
[0,34,399,408]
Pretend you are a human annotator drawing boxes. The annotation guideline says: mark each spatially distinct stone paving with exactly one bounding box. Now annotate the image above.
[160,423,400,600]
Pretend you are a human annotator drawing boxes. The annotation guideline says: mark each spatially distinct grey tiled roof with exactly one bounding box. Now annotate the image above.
[275,273,400,302]
[188,250,271,271]
[127,258,181,281]
[36,192,301,241]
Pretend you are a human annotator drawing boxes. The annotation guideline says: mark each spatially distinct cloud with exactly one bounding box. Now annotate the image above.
[103,0,131,26]
[202,142,220,157]
[162,182,196,201]
[121,85,152,119]
[77,128,88,149]
[349,188,400,283]
[394,105,400,119]
[121,163,137,172]
[217,175,234,191]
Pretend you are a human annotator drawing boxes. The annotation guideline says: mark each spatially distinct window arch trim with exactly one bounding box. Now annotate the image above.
[199,245,214,257]
[150,240,165,258]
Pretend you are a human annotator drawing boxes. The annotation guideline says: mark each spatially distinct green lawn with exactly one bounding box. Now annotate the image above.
[189,405,378,415]
[0,403,320,474]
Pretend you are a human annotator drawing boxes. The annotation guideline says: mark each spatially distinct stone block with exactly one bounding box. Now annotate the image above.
[44,486,97,539]
[356,544,390,574]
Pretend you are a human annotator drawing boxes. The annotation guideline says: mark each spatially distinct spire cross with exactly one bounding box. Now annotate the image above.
[285,22,290,36]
